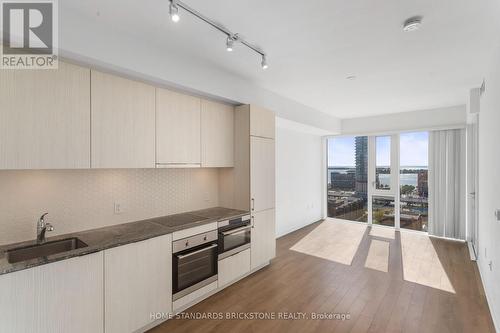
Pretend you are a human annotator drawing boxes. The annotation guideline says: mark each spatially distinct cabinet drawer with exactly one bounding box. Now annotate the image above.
[218,249,250,287]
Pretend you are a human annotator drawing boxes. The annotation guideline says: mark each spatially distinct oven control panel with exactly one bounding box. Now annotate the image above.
[172,230,218,254]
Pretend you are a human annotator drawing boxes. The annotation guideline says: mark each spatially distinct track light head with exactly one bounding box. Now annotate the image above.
[261,55,268,70]
[226,36,234,52]
[169,1,180,22]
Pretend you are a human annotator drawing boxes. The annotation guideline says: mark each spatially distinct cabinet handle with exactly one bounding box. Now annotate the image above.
[251,216,255,228]
[251,198,255,211]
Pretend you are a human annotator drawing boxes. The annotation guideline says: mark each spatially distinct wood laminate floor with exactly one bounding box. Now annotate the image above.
[149,219,495,333]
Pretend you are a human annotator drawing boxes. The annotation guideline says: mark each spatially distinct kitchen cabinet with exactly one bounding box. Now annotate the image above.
[251,209,276,270]
[156,88,201,167]
[0,62,90,169]
[91,70,155,168]
[218,248,250,287]
[250,136,276,212]
[201,99,234,167]
[104,234,172,333]
[250,105,275,139]
[0,252,103,333]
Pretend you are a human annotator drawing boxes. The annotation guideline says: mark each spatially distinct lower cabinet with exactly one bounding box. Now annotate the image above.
[218,248,251,287]
[251,209,276,270]
[104,234,172,333]
[0,252,104,333]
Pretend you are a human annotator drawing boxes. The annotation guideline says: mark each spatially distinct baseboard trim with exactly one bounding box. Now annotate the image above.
[477,258,499,332]
[276,218,323,239]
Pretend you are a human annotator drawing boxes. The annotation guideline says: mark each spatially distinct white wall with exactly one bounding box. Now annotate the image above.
[275,119,324,237]
[477,38,500,330]
[341,105,466,135]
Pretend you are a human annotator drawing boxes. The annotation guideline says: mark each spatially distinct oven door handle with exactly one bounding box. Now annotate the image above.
[221,225,252,236]
[176,243,218,259]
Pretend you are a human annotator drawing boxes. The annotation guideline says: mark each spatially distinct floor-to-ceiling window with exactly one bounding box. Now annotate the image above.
[327,132,429,231]
[327,136,368,222]
[399,132,429,231]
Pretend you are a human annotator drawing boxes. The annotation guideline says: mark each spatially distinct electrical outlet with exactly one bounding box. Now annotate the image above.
[114,202,123,214]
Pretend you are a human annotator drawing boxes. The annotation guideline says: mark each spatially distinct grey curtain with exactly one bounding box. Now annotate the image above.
[428,129,466,239]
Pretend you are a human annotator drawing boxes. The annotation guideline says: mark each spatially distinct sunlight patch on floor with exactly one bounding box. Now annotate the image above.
[364,239,389,272]
[401,231,455,293]
[369,226,396,239]
[290,218,366,265]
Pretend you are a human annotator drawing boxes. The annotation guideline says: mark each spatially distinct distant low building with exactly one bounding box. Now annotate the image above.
[331,170,355,191]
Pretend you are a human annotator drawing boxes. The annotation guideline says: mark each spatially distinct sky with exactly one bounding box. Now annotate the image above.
[328,132,428,167]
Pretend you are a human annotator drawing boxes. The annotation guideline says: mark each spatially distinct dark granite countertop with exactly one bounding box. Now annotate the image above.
[0,207,248,275]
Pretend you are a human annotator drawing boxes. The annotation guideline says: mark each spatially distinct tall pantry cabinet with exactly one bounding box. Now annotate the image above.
[219,104,276,270]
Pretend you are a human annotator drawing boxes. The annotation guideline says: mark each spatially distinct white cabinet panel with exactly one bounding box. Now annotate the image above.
[91,70,155,168]
[201,99,234,167]
[156,88,201,166]
[218,248,250,287]
[251,136,275,212]
[251,209,276,270]
[250,105,275,139]
[0,252,104,333]
[104,234,172,333]
[0,62,90,169]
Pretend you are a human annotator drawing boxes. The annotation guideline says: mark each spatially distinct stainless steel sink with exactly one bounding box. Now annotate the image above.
[6,238,88,264]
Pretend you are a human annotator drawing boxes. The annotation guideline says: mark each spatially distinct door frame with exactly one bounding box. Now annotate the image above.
[466,114,479,256]
[368,134,400,229]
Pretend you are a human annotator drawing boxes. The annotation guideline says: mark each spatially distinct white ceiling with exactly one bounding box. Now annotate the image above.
[61,0,499,119]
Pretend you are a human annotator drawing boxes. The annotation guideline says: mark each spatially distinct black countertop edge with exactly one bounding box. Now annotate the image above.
[0,207,249,276]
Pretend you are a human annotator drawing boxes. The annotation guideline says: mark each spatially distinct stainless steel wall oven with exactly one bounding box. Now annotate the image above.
[172,230,218,301]
[218,215,251,260]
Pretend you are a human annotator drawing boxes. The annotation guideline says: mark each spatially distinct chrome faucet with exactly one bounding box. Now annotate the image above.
[37,213,54,244]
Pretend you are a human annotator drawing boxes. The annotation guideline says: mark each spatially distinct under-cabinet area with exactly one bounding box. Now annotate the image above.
[0,61,276,333]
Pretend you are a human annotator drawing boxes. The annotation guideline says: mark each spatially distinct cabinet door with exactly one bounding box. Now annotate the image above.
[104,234,172,333]
[218,248,250,287]
[91,70,155,168]
[251,209,276,270]
[201,99,234,167]
[0,252,104,333]
[251,136,275,212]
[250,105,275,139]
[0,62,90,169]
[156,88,201,166]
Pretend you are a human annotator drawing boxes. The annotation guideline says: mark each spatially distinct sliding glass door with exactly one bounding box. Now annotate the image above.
[399,132,429,231]
[369,135,398,228]
[327,132,429,231]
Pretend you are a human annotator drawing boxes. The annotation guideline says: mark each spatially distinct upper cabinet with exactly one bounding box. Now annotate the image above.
[0,62,90,169]
[250,105,275,139]
[156,88,201,167]
[201,99,234,167]
[91,70,155,168]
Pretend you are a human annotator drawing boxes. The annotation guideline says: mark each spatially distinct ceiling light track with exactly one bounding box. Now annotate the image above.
[168,0,268,69]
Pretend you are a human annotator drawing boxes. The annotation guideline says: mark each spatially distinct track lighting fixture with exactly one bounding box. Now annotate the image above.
[168,0,268,70]
[226,36,235,52]
[261,55,268,70]
[169,1,180,22]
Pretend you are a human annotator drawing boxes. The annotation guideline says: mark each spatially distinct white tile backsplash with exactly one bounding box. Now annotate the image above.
[0,168,219,245]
